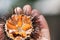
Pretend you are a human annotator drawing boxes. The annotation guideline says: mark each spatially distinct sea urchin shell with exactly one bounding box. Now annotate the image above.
[5,5,41,40]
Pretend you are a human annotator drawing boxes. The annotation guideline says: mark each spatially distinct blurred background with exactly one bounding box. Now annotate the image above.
[0,0,60,40]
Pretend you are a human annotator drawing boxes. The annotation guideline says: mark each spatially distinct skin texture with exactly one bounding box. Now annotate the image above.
[0,23,5,40]
[0,5,50,40]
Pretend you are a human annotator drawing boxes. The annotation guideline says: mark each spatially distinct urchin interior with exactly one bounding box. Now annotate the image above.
[5,14,33,40]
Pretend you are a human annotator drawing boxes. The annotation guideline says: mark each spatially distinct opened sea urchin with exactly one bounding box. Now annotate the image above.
[5,5,41,40]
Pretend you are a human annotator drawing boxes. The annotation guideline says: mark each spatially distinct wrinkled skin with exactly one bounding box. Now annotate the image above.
[0,5,50,40]
[0,18,4,40]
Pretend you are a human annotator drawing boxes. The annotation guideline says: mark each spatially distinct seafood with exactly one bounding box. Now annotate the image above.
[4,5,41,40]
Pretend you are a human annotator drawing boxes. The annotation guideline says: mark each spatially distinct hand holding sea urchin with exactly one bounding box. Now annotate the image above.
[5,5,41,40]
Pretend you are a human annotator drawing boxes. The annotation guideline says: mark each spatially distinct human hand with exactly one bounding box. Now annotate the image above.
[0,5,50,40]
[0,21,5,40]
[14,5,50,40]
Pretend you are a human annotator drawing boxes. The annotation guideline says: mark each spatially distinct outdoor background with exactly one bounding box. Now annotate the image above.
[0,0,60,40]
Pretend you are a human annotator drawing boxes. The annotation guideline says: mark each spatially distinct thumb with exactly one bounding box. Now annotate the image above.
[38,15,50,40]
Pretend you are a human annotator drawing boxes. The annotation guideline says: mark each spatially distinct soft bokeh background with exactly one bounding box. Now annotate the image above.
[0,0,60,40]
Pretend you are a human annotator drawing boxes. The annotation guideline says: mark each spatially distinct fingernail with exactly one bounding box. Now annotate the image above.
[14,7,22,14]
[32,9,40,18]
[0,24,4,27]
[23,5,32,15]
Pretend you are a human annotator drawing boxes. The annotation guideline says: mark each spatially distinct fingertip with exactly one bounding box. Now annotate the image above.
[0,23,4,28]
[32,9,40,17]
[14,7,23,14]
[23,5,32,15]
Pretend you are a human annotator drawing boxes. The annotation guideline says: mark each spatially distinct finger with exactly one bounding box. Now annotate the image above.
[38,15,50,40]
[0,33,4,39]
[31,9,40,19]
[38,15,48,28]
[14,7,23,15]
[0,24,5,40]
[0,36,5,40]
[23,5,32,16]
[0,25,3,37]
